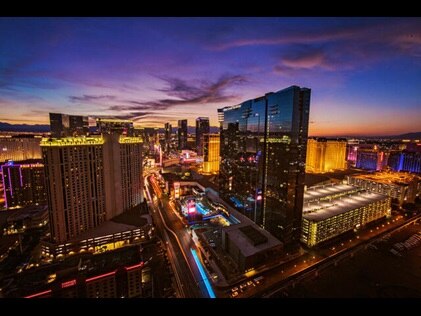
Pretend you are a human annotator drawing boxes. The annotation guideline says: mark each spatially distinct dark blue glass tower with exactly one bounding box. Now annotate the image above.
[219,86,310,247]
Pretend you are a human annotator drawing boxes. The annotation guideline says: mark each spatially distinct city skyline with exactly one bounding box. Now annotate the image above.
[1,17,420,136]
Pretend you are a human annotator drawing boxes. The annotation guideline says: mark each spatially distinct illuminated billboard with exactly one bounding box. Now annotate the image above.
[174,182,180,199]
[187,199,196,214]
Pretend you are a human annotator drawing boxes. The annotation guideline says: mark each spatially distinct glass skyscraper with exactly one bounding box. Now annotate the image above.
[178,119,188,150]
[219,86,310,247]
[196,117,210,155]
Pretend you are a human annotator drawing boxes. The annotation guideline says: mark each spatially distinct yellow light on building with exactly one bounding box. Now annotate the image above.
[202,134,220,174]
[306,138,347,173]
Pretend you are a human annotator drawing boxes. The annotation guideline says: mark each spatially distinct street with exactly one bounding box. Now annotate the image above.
[145,173,214,298]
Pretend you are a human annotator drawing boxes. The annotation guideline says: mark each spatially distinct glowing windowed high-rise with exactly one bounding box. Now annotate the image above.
[164,122,172,153]
[305,138,347,173]
[0,135,42,162]
[42,134,143,243]
[196,117,210,155]
[1,161,46,209]
[202,134,220,174]
[219,86,310,247]
[177,119,188,150]
[49,113,89,138]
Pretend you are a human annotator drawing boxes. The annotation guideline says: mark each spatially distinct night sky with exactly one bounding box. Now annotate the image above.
[1,17,420,136]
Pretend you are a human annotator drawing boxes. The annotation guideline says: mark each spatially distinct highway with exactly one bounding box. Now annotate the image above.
[145,174,214,298]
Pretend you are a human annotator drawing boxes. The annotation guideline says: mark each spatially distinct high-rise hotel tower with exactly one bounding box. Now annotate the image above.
[42,114,143,243]
[219,86,310,247]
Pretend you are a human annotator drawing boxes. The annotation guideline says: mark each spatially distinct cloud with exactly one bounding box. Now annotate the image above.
[154,74,247,105]
[274,45,343,76]
[205,18,421,76]
[109,75,247,115]
[69,94,116,103]
[207,21,375,51]
[88,112,152,121]
[282,49,332,70]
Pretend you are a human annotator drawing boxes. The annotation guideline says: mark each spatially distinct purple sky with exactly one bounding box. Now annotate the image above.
[0,17,420,136]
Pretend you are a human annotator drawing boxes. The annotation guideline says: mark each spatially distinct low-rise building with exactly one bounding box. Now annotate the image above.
[301,184,391,247]
[41,203,153,260]
[2,245,145,298]
[5,205,48,233]
[347,171,420,206]
[222,222,282,272]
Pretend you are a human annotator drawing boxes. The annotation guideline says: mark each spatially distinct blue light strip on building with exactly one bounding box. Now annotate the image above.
[190,248,216,298]
[195,202,208,215]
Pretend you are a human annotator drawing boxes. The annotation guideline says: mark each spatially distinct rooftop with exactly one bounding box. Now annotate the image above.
[118,136,142,144]
[0,159,43,168]
[40,135,142,146]
[96,118,133,123]
[40,136,104,147]
[222,222,282,257]
[2,245,142,298]
[350,171,420,185]
[303,191,389,222]
[70,221,140,242]
[304,184,359,202]
[6,205,48,223]
[239,225,268,246]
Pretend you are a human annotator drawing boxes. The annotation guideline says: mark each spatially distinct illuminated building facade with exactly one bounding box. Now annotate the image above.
[388,151,421,174]
[164,122,172,153]
[49,113,89,138]
[142,128,159,145]
[1,160,46,209]
[0,135,42,162]
[356,146,388,171]
[305,138,347,173]
[96,118,134,136]
[202,134,220,174]
[196,117,210,155]
[347,171,420,206]
[12,246,146,298]
[219,85,311,246]
[301,184,391,247]
[177,119,188,150]
[346,145,358,167]
[42,134,143,243]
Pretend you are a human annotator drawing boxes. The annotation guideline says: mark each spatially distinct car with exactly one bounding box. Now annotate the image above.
[253,276,264,284]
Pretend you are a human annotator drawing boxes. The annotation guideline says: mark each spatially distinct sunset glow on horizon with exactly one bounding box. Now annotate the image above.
[1,17,420,136]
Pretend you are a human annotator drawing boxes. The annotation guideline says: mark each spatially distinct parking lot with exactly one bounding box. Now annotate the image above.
[284,220,421,298]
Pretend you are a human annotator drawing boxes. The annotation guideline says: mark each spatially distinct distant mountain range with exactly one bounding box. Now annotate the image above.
[391,132,421,140]
[0,122,50,133]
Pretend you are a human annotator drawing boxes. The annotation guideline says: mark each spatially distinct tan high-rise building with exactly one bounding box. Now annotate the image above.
[306,138,347,173]
[42,134,143,243]
[202,134,220,174]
